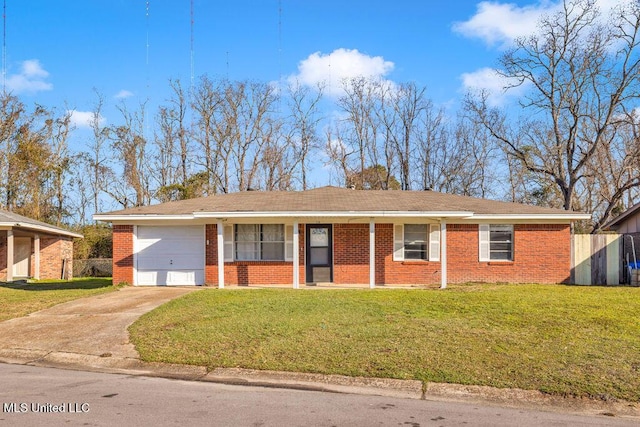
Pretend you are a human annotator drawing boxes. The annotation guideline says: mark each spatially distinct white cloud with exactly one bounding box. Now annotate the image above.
[289,48,395,97]
[5,59,53,94]
[114,89,133,99]
[453,0,625,48]
[460,67,528,106]
[453,1,553,47]
[68,110,105,129]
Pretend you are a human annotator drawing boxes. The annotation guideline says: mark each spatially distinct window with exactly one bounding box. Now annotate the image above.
[235,224,285,261]
[393,224,440,262]
[404,224,428,260]
[479,224,513,261]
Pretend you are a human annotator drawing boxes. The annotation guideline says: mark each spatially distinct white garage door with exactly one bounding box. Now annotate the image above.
[135,226,205,286]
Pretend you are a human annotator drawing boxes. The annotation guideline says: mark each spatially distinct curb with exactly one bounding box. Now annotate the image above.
[1,348,638,420]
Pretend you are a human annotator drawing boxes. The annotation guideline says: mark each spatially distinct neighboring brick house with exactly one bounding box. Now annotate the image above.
[94,186,589,287]
[0,210,83,281]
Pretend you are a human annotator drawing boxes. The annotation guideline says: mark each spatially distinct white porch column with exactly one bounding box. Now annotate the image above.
[6,230,13,282]
[440,220,447,289]
[33,234,40,280]
[217,220,225,289]
[293,221,299,289]
[369,219,375,289]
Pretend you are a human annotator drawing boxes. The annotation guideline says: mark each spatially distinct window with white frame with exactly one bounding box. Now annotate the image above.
[393,224,440,262]
[403,224,428,260]
[235,224,285,261]
[479,224,513,261]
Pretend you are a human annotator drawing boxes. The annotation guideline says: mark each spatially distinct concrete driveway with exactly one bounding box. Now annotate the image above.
[0,286,197,361]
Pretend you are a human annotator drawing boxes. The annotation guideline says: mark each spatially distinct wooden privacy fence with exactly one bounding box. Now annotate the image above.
[571,234,621,285]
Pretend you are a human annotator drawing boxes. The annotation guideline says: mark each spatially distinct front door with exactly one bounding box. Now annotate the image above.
[306,224,332,283]
[13,237,31,278]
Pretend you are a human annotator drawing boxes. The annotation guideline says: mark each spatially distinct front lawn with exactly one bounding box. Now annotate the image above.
[129,284,640,402]
[0,278,115,321]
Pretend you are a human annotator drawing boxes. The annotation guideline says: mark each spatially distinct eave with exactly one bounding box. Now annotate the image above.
[0,222,84,238]
[93,210,590,223]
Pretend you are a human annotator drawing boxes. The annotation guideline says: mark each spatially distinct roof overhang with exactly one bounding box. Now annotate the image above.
[93,210,590,223]
[192,211,475,219]
[469,213,591,221]
[0,222,84,238]
[602,202,640,230]
[93,214,196,222]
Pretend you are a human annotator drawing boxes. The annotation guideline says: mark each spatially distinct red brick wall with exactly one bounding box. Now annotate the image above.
[364,223,570,285]
[333,223,370,284]
[40,237,74,280]
[113,221,572,287]
[446,224,571,284]
[205,223,305,286]
[375,223,441,285]
[112,225,134,285]
[0,232,74,281]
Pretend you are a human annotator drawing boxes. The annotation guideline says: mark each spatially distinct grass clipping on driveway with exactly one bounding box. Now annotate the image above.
[0,278,114,322]
[129,284,640,402]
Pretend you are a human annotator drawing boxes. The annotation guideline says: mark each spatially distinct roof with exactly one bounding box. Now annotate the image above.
[94,186,590,222]
[0,210,83,238]
[603,201,640,230]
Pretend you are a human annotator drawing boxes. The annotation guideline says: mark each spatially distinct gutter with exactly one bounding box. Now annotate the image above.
[93,211,590,222]
[0,222,83,239]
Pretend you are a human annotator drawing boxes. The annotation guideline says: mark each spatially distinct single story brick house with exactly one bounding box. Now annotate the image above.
[94,186,589,288]
[0,210,83,281]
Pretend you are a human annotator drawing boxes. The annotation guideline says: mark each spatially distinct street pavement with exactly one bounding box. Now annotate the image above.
[1,363,638,427]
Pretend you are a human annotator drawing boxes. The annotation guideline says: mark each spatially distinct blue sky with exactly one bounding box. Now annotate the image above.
[5,0,625,136]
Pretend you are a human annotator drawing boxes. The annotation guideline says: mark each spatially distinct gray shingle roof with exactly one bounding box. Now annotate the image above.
[96,186,587,219]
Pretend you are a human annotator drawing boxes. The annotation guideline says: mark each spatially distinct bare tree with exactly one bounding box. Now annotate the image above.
[0,94,26,210]
[108,102,152,207]
[380,82,428,190]
[336,77,381,189]
[285,81,324,189]
[586,110,640,231]
[45,109,73,225]
[468,0,640,228]
[191,75,224,194]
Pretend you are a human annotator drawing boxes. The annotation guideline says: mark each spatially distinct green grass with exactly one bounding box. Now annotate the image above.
[128,284,640,402]
[0,278,115,321]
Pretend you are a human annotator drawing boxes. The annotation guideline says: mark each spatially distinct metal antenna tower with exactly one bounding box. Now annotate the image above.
[2,0,6,94]
[145,1,150,88]
[190,0,194,90]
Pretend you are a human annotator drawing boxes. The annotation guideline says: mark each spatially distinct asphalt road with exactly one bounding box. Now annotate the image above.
[1,364,637,427]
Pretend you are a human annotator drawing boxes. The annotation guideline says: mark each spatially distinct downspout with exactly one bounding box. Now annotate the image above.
[440,220,447,289]
[217,220,225,289]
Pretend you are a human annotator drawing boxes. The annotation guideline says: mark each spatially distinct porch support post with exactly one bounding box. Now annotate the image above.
[6,230,13,282]
[369,218,375,289]
[440,220,447,289]
[217,220,225,289]
[33,234,40,280]
[293,221,299,289]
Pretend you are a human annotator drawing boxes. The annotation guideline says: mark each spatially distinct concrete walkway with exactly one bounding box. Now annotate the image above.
[0,286,638,421]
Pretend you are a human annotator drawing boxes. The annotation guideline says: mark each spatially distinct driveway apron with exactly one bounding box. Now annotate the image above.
[0,287,196,359]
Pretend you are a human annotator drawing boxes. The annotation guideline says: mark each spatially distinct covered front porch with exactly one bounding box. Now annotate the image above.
[206,215,458,290]
[0,210,83,282]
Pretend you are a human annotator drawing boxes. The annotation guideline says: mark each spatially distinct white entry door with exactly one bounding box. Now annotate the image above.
[135,226,205,286]
[13,237,31,277]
